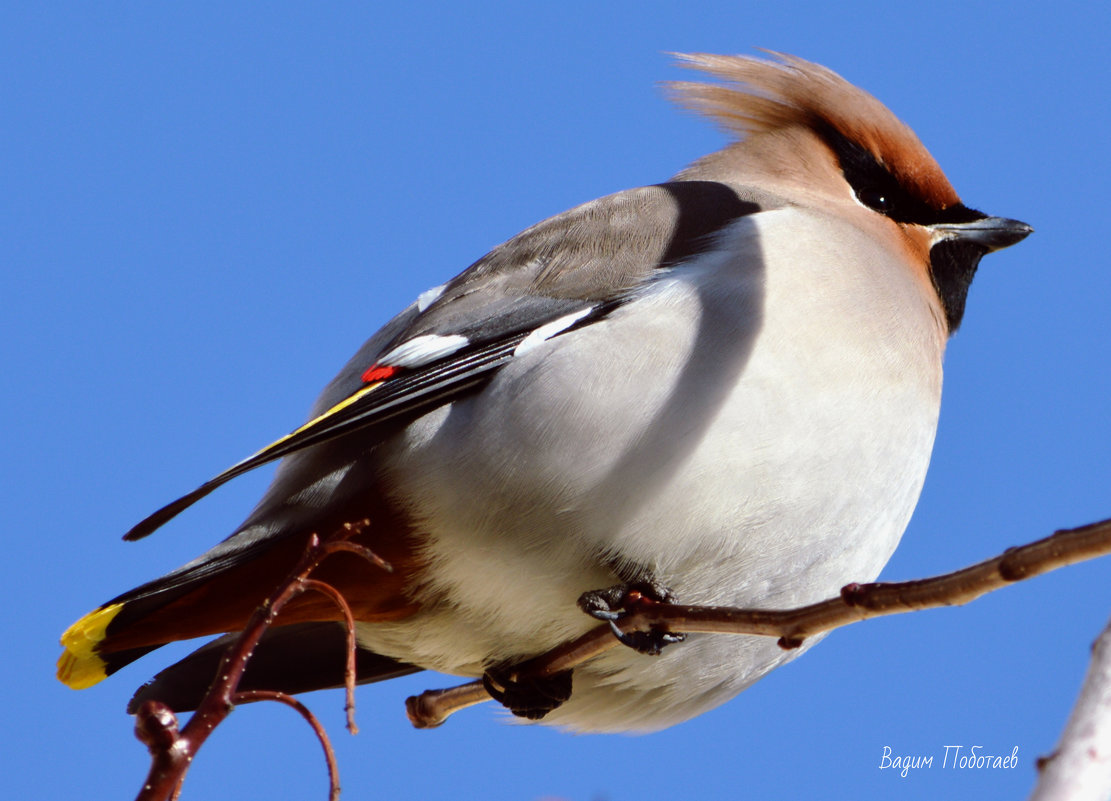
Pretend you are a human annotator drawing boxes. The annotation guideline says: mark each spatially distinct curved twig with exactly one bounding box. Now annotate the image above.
[233,690,341,801]
[301,578,361,734]
[133,520,386,801]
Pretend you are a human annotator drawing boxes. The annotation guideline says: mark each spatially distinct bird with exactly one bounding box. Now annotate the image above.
[58,52,1031,733]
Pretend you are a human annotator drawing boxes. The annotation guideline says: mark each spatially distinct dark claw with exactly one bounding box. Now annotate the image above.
[578,580,685,656]
[612,625,687,655]
[482,665,573,720]
[578,585,629,621]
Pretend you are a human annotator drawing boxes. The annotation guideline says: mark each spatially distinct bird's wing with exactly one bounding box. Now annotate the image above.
[123,181,765,541]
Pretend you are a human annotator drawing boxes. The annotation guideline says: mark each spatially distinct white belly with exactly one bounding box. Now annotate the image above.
[359,209,945,731]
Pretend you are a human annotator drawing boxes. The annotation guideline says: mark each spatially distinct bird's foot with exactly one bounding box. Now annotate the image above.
[578,580,686,655]
[482,664,573,720]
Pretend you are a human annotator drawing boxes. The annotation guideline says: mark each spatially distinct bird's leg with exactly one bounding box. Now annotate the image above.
[481,663,573,721]
[578,576,687,655]
[481,573,684,720]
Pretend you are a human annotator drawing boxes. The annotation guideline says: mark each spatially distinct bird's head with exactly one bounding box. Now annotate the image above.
[669,52,1031,332]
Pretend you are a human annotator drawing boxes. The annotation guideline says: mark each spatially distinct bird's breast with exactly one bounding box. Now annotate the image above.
[365,209,944,699]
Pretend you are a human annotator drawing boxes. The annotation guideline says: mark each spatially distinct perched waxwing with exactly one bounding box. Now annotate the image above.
[59,52,1031,733]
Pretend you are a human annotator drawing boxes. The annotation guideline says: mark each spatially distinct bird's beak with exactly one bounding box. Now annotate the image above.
[931,216,1033,252]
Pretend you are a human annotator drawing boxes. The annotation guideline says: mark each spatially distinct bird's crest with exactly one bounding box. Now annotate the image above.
[668,52,960,209]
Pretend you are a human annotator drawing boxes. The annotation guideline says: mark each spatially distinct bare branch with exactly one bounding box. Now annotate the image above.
[1029,613,1111,801]
[129,514,1111,794]
[405,681,489,729]
[133,521,385,801]
[406,517,1111,728]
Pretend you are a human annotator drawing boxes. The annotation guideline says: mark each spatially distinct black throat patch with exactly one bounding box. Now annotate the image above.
[818,123,990,332]
[926,238,987,331]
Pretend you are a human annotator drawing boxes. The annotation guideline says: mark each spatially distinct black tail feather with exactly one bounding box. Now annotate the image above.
[127,621,421,714]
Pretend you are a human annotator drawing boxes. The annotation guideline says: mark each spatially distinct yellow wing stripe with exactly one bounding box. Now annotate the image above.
[122,380,392,541]
[229,381,386,472]
[57,603,124,689]
[290,380,385,436]
[59,383,391,688]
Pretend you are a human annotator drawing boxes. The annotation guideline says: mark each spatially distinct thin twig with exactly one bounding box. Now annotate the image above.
[319,539,393,573]
[301,578,361,734]
[405,681,489,729]
[234,691,341,801]
[133,520,386,801]
[406,517,1111,728]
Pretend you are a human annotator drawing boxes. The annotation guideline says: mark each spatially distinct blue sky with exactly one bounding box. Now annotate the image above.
[5,3,1110,799]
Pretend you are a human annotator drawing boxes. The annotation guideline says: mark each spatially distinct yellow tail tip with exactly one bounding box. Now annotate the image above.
[57,603,123,689]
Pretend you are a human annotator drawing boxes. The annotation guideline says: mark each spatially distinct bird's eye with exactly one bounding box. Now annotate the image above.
[858,187,894,213]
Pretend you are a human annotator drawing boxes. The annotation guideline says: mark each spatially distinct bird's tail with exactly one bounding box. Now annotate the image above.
[57,525,421,692]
